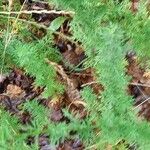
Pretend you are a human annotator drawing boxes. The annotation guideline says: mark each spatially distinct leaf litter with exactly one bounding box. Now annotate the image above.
[0,0,150,150]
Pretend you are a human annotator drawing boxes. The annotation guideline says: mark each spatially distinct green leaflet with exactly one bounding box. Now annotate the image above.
[49,16,66,31]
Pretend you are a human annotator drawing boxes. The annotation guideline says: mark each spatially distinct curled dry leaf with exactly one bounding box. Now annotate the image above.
[70,100,87,107]
[46,59,85,108]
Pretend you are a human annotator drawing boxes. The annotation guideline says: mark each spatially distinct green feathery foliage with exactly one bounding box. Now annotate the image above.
[50,0,150,58]
[0,0,150,149]
[49,0,150,149]
[23,100,92,146]
[0,34,64,97]
[0,108,32,150]
[0,99,92,149]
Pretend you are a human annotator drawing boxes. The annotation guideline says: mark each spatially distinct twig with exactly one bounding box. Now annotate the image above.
[71,80,150,88]
[130,82,150,88]
[81,81,99,87]
[0,10,75,16]
[134,97,150,110]
[67,72,92,76]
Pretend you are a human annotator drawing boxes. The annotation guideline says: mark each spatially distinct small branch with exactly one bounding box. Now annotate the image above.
[81,81,99,87]
[130,82,150,88]
[77,81,150,88]
[0,10,75,16]
[134,97,150,110]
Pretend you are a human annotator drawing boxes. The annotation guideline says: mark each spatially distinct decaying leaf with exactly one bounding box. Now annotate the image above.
[6,84,25,99]
[46,59,84,108]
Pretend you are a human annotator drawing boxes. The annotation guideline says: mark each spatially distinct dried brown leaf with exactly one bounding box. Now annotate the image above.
[46,59,84,107]
[6,84,25,99]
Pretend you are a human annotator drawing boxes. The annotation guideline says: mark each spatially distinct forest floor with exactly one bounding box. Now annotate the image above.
[0,0,150,150]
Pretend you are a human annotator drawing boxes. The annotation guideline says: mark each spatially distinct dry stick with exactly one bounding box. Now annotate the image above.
[81,81,99,87]
[81,81,150,88]
[0,10,75,16]
[130,82,150,88]
[67,72,92,76]
[134,97,150,110]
